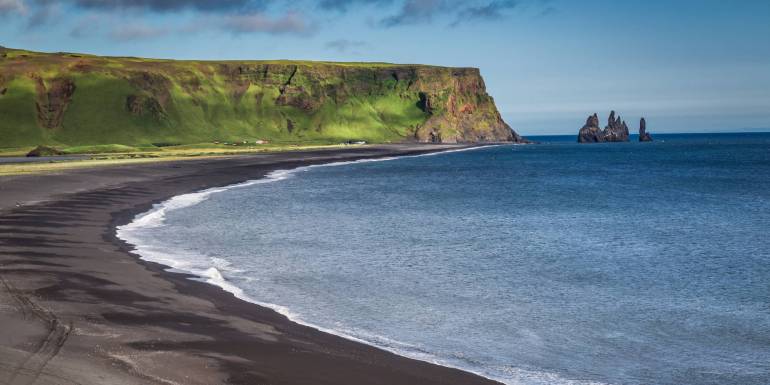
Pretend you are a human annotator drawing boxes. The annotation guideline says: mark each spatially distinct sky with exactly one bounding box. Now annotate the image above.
[1,0,768,135]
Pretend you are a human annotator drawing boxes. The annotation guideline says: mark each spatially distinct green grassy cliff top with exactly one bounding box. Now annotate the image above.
[0,46,467,70]
[0,46,520,149]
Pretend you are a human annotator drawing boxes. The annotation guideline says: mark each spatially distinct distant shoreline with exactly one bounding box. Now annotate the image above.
[520,131,770,138]
[0,144,503,385]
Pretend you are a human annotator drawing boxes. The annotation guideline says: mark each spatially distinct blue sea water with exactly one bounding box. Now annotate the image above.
[118,133,770,385]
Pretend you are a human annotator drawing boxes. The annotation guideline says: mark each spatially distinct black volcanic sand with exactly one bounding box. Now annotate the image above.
[0,145,501,385]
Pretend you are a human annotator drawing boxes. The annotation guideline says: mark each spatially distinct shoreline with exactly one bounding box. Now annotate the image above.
[0,144,504,385]
[115,144,508,384]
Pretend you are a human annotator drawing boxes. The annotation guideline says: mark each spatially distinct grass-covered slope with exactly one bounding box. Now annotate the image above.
[0,46,523,148]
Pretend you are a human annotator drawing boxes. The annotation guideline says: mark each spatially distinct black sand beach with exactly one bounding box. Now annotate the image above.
[0,145,502,385]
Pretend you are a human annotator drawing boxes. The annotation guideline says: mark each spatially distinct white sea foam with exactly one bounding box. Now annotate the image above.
[116,144,606,385]
[119,145,493,234]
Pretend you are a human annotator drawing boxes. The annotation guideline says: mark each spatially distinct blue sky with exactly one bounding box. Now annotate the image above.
[1,0,768,135]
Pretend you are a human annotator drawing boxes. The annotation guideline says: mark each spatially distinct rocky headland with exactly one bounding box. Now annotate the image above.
[0,46,525,147]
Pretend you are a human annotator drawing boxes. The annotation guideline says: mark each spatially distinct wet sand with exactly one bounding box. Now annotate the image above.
[0,144,501,385]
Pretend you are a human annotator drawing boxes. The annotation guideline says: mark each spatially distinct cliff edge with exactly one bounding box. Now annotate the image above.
[0,47,524,147]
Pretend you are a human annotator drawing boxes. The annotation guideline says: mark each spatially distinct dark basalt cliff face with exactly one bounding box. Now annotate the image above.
[639,117,653,142]
[577,111,630,143]
[0,46,524,147]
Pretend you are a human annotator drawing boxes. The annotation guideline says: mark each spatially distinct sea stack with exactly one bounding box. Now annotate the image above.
[639,118,653,142]
[577,113,602,142]
[577,111,630,143]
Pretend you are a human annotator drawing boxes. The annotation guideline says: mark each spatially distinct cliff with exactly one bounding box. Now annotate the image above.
[577,111,630,143]
[0,46,523,148]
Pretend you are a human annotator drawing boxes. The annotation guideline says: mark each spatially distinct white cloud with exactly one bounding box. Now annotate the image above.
[325,39,367,53]
[0,0,26,15]
[110,23,170,41]
[223,11,315,36]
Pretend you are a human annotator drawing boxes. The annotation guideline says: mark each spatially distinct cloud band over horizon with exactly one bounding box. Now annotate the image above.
[2,0,537,41]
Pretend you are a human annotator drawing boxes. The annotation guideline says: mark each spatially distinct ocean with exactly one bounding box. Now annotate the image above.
[118,133,770,385]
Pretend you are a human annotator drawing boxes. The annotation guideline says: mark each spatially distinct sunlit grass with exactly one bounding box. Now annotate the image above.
[0,143,357,175]
[0,156,196,176]
[0,46,444,148]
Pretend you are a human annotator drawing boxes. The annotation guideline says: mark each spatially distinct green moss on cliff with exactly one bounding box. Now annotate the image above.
[0,46,522,148]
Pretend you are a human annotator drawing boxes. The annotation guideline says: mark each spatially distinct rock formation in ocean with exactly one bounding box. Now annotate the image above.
[0,46,526,147]
[577,111,630,143]
[639,118,653,142]
[577,113,602,143]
